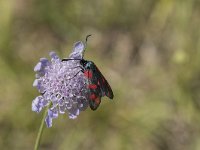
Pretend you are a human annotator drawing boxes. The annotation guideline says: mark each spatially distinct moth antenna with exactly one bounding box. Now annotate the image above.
[86,34,92,43]
[82,34,92,59]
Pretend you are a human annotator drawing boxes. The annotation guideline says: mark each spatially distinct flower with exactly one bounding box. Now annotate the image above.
[32,41,89,127]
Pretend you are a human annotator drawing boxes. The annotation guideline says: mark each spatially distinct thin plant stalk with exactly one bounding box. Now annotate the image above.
[34,105,50,150]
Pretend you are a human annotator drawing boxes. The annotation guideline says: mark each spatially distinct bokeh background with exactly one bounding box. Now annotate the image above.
[0,0,200,150]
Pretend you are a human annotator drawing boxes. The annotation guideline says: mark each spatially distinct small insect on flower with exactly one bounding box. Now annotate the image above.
[32,35,114,127]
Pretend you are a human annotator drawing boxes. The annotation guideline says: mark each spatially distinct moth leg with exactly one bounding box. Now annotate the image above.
[68,65,84,70]
[65,66,85,80]
[62,58,82,61]
[65,70,83,80]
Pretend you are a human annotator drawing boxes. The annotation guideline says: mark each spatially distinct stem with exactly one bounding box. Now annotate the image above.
[34,105,50,150]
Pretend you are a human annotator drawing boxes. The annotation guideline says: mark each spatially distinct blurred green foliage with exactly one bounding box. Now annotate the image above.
[0,0,200,149]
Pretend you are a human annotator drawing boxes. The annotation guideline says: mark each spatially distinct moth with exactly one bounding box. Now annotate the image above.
[62,35,114,110]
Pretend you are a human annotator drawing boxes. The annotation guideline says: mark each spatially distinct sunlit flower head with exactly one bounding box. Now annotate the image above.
[32,42,89,127]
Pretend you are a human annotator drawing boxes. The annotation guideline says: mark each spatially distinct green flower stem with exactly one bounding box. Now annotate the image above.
[34,105,50,150]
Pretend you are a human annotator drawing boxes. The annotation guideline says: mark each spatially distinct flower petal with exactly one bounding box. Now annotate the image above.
[49,51,60,60]
[69,41,85,59]
[68,107,80,119]
[34,62,42,72]
[45,115,52,128]
[48,107,58,119]
[59,105,65,114]
[73,41,85,53]
[77,97,89,111]
[40,58,49,66]
[69,114,77,119]
[33,79,39,87]
[33,79,45,93]
[32,96,45,113]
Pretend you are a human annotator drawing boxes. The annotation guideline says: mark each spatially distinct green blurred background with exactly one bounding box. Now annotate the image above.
[0,0,200,149]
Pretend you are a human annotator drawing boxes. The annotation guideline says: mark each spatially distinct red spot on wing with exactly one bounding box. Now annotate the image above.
[88,84,97,89]
[107,92,110,97]
[89,94,97,100]
[84,70,92,78]
[94,97,101,104]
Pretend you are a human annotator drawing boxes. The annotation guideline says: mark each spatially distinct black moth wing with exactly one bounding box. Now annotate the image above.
[82,60,113,110]
[91,62,114,99]
[87,67,102,110]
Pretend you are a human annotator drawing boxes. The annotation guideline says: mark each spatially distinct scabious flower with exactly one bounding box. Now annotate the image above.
[32,42,89,127]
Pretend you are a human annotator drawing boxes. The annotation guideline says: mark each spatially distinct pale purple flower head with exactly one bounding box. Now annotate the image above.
[32,41,89,127]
